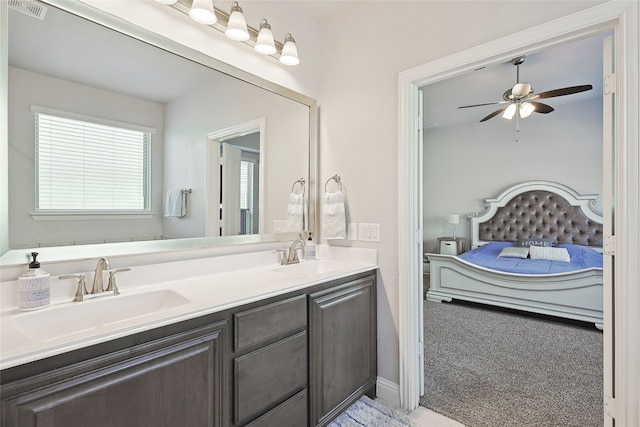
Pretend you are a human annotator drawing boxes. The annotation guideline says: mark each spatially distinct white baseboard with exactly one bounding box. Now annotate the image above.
[376,376,401,407]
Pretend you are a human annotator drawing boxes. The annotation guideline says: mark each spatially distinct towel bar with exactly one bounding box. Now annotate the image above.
[324,175,342,192]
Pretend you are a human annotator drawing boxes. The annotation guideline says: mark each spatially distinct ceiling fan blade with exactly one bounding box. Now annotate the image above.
[531,102,554,114]
[532,84,593,99]
[458,100,506,109]
[480,107,508,122]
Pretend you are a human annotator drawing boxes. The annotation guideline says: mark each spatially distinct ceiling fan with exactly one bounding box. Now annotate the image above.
[459,55,593,139]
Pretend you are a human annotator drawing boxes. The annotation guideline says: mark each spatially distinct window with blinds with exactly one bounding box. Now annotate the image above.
[240,160,254,234]
[34,109,152,212]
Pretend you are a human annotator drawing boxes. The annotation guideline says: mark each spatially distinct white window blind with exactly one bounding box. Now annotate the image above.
[34,109,152,212]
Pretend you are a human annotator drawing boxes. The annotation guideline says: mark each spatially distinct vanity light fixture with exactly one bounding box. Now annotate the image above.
[189,0,217,25]
[254,19,277,55]
[279,34,300,66]
[225,2,250,41]
[158,0,300,66]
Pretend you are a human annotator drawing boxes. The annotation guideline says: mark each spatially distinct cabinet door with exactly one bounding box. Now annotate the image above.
[1,322,227,427]
[309,275,377,426]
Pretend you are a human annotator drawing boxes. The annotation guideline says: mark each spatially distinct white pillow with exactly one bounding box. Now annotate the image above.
[498,247,530,259]
[529,245,571,262]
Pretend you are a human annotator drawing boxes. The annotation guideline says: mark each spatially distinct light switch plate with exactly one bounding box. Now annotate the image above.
[358,223,380,242]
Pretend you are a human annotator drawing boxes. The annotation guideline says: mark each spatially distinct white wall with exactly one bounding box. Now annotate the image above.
[423,97,603,252]
[8,67,165,248]
[162,71,308,238]
[315,0,603,386]
[80,0,319,99]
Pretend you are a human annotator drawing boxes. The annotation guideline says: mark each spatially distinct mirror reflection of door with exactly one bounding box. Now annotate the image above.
[219,135,260,236]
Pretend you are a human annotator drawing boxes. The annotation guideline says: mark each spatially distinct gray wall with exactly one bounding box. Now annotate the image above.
[8,67,165,248]
[423,96,603,253]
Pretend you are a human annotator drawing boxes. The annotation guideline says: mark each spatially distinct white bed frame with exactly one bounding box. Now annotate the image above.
[426,181,604,329]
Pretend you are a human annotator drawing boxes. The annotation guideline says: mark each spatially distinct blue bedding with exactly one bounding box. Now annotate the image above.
[458,241,603,274]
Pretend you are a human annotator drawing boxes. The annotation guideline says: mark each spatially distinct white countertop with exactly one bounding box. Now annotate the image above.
[0,246,378,370]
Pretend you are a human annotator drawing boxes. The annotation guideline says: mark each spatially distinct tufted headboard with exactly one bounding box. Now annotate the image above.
[470,181,603,248]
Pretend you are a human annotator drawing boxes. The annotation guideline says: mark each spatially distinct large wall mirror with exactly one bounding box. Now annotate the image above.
[2,0,316,265]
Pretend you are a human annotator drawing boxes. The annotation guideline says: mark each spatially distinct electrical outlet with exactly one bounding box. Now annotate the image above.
[273,220,287,233]
[358,223,381,242]
[348,223,358,240]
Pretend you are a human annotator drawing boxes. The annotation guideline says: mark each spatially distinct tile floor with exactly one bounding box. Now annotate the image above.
[376,399,465,427]
[409,406,465,427]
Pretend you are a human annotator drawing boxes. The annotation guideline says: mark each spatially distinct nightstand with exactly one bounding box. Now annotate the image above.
[437,237,467,255]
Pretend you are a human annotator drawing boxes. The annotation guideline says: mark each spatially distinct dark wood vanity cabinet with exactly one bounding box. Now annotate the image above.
[309,275,377,426]
[0,321,228,427]
[0,271,377,427]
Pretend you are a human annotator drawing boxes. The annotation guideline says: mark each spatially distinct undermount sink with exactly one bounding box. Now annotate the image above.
[11,289,190,341]
[271,260,341,276]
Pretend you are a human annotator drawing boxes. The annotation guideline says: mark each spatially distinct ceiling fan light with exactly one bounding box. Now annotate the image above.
[512,83,532,98]
[225,2,250,41]
[255,19,277,55]
[519,102,535,118]
[189,0,217,25]
[502,104,517,120]
[279,33,300,66]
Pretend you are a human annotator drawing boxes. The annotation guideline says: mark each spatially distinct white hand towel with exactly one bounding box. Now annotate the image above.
[286,193,305,231]
[164,189,186,217]
[323,191,346,239]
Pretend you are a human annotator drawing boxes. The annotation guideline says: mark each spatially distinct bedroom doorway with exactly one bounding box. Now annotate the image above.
[418,32,606,424]
[397,2,638,425]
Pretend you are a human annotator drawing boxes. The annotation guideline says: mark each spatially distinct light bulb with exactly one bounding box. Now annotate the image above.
[255,19,276,55]
[279,33,300,66]
[225,2,249,41]
[519,102,535,118]
[189,0,217,25]
[502,103,517,120]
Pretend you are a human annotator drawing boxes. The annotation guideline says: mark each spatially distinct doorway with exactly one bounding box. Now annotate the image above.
[417,32,607,426]
[397,2,638,424]
[206,118,265,237]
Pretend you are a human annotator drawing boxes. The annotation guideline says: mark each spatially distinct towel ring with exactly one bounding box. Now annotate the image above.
[324,175,342,192]
[291,178,305,195]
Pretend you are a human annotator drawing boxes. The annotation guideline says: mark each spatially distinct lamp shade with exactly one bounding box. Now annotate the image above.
[502,103,517,120]
[225,2,250,41]
[519,102,535,118]
[189,0,217,25]
[447,214,460,225]
[279,33,300,66]
[255,19,276,54]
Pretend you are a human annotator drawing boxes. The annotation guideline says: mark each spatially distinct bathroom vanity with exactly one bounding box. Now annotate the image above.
[0,253,377,427]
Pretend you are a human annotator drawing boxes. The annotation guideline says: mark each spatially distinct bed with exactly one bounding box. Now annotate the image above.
[425,181,604,329]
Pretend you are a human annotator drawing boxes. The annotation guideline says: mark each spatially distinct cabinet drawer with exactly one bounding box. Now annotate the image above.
[234,331,307,424]
[245,389,307,427]
[234,295,306,352]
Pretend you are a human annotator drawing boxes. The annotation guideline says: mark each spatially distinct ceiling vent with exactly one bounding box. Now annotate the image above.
[8,0,48,20]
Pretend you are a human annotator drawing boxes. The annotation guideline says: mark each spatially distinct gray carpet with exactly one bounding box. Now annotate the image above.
[420,300,603,427]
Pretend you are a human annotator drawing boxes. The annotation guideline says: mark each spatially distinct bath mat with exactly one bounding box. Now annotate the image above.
[328,396,417,427]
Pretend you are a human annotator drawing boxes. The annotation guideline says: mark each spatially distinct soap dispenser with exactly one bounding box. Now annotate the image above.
[305,232,317,260]
[18,252,51,310]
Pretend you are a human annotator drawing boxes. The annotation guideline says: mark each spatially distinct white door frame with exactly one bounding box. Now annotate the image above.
[397,2,639,424]
[205,118,266,237]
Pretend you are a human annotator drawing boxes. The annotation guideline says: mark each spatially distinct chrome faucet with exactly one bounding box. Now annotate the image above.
[284,239,306,265]
[91,257,111,294]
